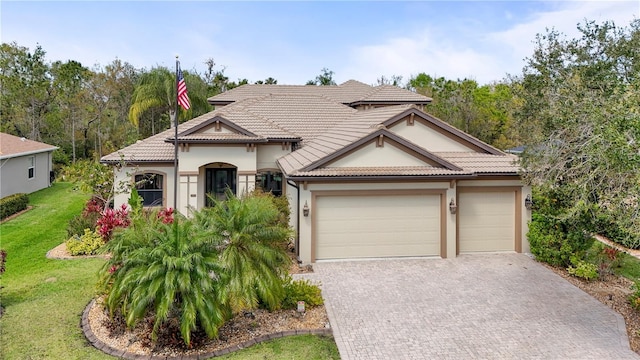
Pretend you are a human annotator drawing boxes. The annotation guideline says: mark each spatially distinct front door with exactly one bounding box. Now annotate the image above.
[205,168,237,206]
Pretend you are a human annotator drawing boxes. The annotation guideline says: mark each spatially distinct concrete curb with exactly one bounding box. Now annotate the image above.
[82,299,333,359]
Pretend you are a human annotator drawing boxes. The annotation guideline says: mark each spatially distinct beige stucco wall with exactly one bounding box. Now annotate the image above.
[257,144,291,170]
[390,121,475,152]
[0,151,54,198]
[179,145,256,172]
[328,141,430,167]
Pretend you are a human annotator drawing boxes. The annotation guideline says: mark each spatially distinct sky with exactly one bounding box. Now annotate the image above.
[2,1,639,85]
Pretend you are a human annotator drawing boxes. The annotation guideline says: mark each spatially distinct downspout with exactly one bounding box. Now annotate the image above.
[286,179,301,260]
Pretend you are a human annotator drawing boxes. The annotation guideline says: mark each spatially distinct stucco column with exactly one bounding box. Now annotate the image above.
[446,184,458,258]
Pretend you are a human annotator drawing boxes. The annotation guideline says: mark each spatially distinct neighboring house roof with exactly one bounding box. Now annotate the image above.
[0,133,58,160]
[207,80,433,106]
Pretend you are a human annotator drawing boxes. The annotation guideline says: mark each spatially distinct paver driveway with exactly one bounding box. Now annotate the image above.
[299,253,639,360]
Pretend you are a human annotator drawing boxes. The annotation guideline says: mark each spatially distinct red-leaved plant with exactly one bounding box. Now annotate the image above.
[157,207,174,224]
[96,204,131,241]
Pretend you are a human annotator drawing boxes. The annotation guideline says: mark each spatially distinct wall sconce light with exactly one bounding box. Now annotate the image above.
[449,198,457,214]
[525,194,533,210]
[302,201,310,217]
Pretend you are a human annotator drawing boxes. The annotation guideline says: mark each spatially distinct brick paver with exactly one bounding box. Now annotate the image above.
[299,253,640,359]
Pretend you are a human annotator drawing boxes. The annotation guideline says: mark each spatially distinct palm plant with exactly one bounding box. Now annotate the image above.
[99,210,229,346]
[196,191,292,312]
[128,67,211,136]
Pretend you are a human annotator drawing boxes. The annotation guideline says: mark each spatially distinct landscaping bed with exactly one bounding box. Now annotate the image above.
[86,296,330,358]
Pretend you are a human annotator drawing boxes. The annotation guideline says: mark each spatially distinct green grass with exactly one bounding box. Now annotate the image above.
[0,183,339,359]
[586,240,640,281]
[219,334,340,360]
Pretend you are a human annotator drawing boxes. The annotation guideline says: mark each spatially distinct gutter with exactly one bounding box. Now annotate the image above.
[0,147,58,161]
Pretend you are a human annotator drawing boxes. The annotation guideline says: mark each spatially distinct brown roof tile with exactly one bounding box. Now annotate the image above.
[207,80,431,105]
[290,166,471,177]
[0,132,58,159]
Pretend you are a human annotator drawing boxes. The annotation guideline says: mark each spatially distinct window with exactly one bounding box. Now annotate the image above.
[135,173,164,206]
[28,156,35,179]
[256,170,283,197]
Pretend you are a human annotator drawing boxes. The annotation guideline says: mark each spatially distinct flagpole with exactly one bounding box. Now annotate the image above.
[174,56,179,213]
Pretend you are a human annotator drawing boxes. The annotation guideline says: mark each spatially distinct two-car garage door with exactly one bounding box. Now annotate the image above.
[315,192,443,260]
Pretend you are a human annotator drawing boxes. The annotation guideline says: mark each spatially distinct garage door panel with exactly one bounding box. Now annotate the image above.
[316,194,441,260]
[459,192,515,253]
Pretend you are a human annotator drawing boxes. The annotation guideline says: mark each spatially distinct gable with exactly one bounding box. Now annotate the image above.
[389,119,476,152]
[384,111,503,154]
[197,122,237,134]
[325,136,441,168]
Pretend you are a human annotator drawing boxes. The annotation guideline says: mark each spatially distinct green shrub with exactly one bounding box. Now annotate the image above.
[282,275,324,309]
[629,281,640,310]
[67,212,100,237]
[527,213,594,267]
[250,190,291,227]
[567,257,599,281]
[65,229,104,256]
[0,193,29,220]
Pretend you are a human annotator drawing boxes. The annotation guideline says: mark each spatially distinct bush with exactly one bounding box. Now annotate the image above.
[282,275,324,310]
[67,212,100,237]
[0,249,6,275]
[0,193,29,220]
[630,281,640,311]
[250,190,291,227]
[527,213,594,267]
[66,229,104,256]
[567,257,599,281]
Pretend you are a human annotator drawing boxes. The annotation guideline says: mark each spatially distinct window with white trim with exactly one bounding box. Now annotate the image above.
[28,156,35,179]
[135,173,164,206]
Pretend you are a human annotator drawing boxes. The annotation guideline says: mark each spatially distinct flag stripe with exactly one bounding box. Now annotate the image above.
[177,66,191,110]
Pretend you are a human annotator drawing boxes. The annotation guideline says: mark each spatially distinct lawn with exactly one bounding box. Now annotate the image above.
[0,183,339,359]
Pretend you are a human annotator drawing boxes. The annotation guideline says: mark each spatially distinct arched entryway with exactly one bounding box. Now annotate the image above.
[204,162,237,206]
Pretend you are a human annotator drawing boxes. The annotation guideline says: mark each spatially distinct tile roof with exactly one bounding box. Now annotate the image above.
[102,82,519,178]
[289,166,472,178]
[0,132,58,159]
[434,152,520,174]
[207,80,432,105]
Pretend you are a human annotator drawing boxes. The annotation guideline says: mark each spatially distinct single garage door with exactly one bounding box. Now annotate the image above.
[315,193,442,260]
[458,191,516,253]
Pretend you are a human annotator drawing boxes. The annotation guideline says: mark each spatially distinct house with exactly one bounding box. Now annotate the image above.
[0,132,58,198]
[101,80,530,263]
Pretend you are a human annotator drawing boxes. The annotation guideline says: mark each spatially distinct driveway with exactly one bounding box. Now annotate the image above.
[298,253,639,359]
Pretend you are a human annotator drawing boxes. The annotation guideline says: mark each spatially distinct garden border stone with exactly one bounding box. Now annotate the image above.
[82,299,333,359]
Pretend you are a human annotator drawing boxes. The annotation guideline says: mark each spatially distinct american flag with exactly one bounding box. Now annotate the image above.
[177,65,191,110]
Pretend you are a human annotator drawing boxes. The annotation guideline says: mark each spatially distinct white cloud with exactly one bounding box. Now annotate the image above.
[344,1,639,85]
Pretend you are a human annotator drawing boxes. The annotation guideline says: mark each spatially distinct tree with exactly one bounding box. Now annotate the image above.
[376,75,403,86]
[0,42,53,141]
[197,191,291,312]
[518,19,640,246]
[307,67,336,86]
[101,209,228,346]
[50,60,90,162]
[128,67,211,138]
[407,73,519,149]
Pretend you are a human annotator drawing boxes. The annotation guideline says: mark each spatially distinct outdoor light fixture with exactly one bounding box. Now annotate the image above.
[525,194,533,210]
[303,201,310,217]
[449,198,457,214]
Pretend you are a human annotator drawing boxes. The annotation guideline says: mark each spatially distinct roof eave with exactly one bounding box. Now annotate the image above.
[0,147,58,160]
[348,100,432,106]
[165,138,269,144]
[284,174,476,181]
